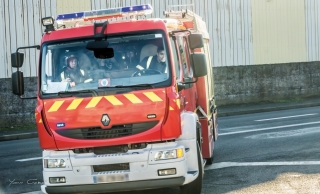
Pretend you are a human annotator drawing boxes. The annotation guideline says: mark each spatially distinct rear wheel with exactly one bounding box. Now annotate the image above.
[180,142,203,194]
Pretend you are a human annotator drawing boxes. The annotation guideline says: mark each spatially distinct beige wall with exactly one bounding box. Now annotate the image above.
[56,0,91,15]
[252,0,306,64]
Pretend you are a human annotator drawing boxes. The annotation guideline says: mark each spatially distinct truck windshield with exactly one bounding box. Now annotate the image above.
[40,32,170,95]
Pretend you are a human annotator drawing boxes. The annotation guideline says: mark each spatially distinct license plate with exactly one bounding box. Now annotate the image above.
[94,173,129,183]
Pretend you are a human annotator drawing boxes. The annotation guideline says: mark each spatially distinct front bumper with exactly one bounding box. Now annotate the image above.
[44,177,185,194]
[41,142,197,194]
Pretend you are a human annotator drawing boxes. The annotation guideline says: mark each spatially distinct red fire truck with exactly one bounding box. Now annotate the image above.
[11,4,218,194]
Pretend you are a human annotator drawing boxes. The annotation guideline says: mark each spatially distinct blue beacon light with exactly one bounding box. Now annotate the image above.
[56,4,153,25]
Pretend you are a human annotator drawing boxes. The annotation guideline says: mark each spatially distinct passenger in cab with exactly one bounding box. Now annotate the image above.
[121,46,139,69]
[90,57,120,80]
[60,54,92,87]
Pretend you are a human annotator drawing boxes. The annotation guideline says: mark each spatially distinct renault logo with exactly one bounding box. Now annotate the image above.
[101,114,110,126]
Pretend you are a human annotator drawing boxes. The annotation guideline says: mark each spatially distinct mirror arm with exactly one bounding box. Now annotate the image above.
[93,21,108,40]
[181,77,198,85]
[178,78,198,92]
[15,45,40,71]
[169,30,191,38]
[16,45,40,52]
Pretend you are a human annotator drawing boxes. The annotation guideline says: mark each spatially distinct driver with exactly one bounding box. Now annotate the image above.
[60,54,92,87]
[137,46,167,73]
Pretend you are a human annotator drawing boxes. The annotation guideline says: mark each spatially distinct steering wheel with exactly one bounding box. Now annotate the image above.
[132,69,161,77]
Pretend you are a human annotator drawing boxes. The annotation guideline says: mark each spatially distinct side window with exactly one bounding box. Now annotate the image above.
[177,36,191,78]
[183,37,193,77]
[170,37,180,80]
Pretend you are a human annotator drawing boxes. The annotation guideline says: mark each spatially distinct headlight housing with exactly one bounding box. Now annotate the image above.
[154,148,184,161]
[44,159,66,168]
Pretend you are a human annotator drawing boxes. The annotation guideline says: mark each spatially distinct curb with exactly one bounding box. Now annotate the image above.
[218,103,320,117]
[0,132,38,142]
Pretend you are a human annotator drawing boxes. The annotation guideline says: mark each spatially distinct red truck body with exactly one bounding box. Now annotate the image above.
[12,5,218,194]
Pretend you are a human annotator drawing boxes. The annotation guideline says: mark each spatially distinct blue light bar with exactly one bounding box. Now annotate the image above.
[56,12,84,21]
[121,4,152,12]
[56,4,153,25]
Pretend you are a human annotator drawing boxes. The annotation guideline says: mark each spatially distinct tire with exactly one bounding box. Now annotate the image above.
[205,119,215,165]
[205,150,214,165]
[180,143,203,194]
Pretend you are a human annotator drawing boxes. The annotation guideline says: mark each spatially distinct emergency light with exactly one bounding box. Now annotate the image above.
[41,16,55,32]
[56,4,153,25]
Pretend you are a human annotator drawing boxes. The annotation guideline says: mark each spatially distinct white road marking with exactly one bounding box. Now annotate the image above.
[205,161,320,170]
[219,121,320,136]
[255,113,318,122]
[16,157,42,162]
[245,127,320,139]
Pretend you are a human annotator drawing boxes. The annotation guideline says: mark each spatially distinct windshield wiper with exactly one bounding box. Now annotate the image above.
[98,84,154,90]
[114,84,154,89]
[58,90,98,97]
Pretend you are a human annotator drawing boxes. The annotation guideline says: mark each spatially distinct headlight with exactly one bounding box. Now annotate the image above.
[44,159,66,168]
[154,148,184,161]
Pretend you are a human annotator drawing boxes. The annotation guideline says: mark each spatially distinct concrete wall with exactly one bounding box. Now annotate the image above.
[2,62,320,127]
[0,78,37,129]
[214,62,320,106]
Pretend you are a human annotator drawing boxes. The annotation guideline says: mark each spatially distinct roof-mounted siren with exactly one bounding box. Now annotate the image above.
[55,4,153,26]
[41,17,55,32]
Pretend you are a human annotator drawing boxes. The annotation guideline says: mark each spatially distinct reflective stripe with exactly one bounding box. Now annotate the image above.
[84,78,93,83]
[80,69,85,76]
[48,101,64,112]
[85,97,102,108]
[143,92,163,102]
[67,98,83,110]
[136,65,144,70]
[61,72,65,80]
[146,56,153,69]
[124,94,143,104]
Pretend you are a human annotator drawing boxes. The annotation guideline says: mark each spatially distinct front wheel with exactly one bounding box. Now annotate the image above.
[180,143,203,194]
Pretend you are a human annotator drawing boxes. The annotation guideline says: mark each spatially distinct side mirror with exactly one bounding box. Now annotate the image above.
[11,52,24,68]
[12,71,24,96]
[188,34,204,50]
[190,53,207,78]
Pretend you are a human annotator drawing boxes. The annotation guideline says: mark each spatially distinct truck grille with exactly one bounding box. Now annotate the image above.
[94,145,129,154]
[55,121,158,140]
[73,143,148,154]
[93,163,130,172]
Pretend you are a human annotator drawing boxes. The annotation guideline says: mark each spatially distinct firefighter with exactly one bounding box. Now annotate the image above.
[121,46,139,69]
[60,54,92,87]
[91,57,120,80]
[96,57,119,71]
[138,46,167,73]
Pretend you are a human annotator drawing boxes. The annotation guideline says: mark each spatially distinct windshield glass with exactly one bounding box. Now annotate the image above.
[40,31,170,95]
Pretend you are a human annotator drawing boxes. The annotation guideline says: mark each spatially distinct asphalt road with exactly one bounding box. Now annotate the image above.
[2,106,320,194]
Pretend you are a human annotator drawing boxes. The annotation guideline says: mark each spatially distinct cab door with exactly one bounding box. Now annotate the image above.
[176,35,197,112]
